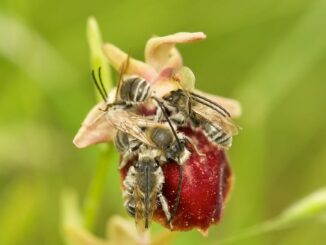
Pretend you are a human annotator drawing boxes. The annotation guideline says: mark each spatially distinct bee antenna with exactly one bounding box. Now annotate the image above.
[151,97,182,151]
[190,92,231,117]
[152,96,183,226]
[91,69,107,102]
[115,54,131,101]
[97,67,108,99]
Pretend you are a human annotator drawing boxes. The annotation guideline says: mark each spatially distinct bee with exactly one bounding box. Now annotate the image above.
[105,109,189,231]
[157,67,239,149]
[123,147,171,232]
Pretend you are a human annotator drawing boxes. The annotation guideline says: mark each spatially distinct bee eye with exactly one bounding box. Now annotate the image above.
[163,95,172,102]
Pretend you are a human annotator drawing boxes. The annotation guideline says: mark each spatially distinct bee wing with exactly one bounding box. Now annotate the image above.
[106,110,156,147]
[133,186,155,233]
[192,103,239,136]
[127,113,164,128]
[135,208,147,233]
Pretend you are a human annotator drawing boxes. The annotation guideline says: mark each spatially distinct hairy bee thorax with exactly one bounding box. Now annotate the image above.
[148,126,174,150]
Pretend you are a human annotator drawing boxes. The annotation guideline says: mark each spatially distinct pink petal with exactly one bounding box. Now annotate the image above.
[145,32,206,72]
[73,102,116,148]
[102,43,158,82]
[151,68,180,98]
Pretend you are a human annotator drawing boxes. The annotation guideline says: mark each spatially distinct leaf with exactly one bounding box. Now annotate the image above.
[279,188,326,224]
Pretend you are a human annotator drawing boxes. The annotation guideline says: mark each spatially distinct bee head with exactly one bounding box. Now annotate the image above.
[163,90,188,109]
[166,138,186,162]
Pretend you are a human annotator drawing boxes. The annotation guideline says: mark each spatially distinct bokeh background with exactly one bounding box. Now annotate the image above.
[1,0,326,244]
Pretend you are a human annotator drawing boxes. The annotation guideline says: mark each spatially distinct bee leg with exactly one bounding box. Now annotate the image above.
[124,197,136,217]
[169,113,186,125]
[123,167,136,216]
[99,101,133,112]
[158,192,173,230]
[153,103,163,122]
[123,166,136,191]
[119,152,132,169]
[179,147,191,165]
[185,136,205,157]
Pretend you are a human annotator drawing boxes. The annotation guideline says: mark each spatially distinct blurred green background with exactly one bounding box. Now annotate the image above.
[1,0,326,244]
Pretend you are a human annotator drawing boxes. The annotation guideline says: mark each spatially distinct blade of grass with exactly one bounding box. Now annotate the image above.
[218,188,326,244]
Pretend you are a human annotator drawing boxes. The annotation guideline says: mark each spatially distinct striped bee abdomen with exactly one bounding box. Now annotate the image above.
[115,130,142,153]
[203,122,233,149]
[120,77,151,102]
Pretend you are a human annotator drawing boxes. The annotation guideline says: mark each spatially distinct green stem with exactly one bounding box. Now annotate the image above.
[83,144,114,231]
[82,16,114,232]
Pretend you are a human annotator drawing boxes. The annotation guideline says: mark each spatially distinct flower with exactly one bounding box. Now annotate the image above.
[73,32,241,234]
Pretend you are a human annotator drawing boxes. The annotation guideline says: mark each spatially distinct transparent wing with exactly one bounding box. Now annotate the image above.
[106,109,156,147]
[127,113,163,128]
[192,103,239,136]
[133,186,155,233]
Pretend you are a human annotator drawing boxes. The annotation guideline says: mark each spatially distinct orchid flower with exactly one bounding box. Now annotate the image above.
[73,31,241,233]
